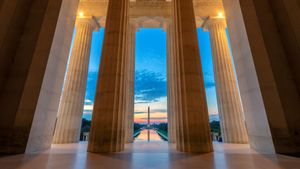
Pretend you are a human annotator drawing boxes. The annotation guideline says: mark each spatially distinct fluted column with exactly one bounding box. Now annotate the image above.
[88,0,129,153]
[53,17,99,144]
[204,17,248,143]
[125,22,137,143]
[166,22,176,143]
[173,0,213,153]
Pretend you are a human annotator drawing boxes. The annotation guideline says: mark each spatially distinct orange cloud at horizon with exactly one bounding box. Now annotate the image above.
[134,97,168,124]
[134,111,167,124]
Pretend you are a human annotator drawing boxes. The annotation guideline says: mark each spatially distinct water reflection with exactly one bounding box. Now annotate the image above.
[134,129,163,142]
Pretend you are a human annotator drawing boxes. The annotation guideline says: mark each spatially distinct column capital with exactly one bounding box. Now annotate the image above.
[76,16,100,31]
[203,16,227,31]
[161,19,172,32]
[129,20,140,32]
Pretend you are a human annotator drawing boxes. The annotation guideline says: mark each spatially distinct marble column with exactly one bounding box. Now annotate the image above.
[166,22,176,143]
[0,0,78,154]
[204,17,248,144]
[172,0,213,153]
[125,22,137,143]
[88,0,129,153]
[53,17,99,144]
[223,0,300,154]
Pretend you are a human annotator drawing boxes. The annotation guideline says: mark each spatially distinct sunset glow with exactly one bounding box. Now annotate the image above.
[134,97,167,124]
[82,28,220,123]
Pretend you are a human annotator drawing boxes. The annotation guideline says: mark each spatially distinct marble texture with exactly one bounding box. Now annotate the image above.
[221,0,275,154]
[222,0,300,154]
[172,0,212,153]
[204,17,248,144]
[124,23,137,143]
[166,22,177,144]
[26,0,79,153]
[53,17,99,144]
[0,0,79,154]
[0,142,299,169]
[88,0,129,153]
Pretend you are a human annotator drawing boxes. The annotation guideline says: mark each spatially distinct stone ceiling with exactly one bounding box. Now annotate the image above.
[78,0,224,28]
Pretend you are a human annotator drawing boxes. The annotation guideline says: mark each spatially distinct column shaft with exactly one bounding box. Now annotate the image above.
[53,17,98,143]
[223,0,300,153]
[0,0,73,154]
[125,23,136,143]
[205,18,248,143]
[88,0,129,153]
[173,0,213,153]
[166,23,176,143]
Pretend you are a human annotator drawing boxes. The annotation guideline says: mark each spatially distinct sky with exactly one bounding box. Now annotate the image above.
[81,27,221,123]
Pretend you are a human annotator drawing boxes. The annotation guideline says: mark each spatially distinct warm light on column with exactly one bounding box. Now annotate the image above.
[203,17,249,144]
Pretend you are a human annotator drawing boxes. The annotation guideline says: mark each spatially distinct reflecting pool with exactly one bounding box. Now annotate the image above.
[134,129,164,142]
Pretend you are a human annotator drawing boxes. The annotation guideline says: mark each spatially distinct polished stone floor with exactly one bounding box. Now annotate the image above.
[0,141,299,169]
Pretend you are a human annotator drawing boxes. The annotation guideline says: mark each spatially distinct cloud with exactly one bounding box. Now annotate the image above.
[141,117,167,120]
[83,71,97,116]
[84,99,93,105]
[134,110,166,115]
[135,70,167,102]
[205,81,215,88]
[203,71,216,89]
[85,70,168,103]
[84,105,94,111]
[135,101,152,104]
[85,71,99,101]
[209,114,220,122]
[151,108,167,113]
[134,111,145,114]
[83,110,92,115]
[208,107,219,115]
[84,99,94,114]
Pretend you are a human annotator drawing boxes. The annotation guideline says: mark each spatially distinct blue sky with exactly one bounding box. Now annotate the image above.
[82,28,220,123]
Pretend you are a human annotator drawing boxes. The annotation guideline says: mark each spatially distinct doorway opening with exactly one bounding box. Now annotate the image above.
[133,28,168,142]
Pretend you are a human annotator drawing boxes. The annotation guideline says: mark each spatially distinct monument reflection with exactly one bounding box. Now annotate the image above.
[134,129,164,142]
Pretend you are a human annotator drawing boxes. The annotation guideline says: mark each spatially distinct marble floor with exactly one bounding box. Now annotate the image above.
[0,142,299,169]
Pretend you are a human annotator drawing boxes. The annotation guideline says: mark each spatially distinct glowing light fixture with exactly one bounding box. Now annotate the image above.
[218,12,224,18]
[79,11,84,17]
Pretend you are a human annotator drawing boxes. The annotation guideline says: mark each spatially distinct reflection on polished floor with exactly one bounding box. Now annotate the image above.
[1,141,300,169]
